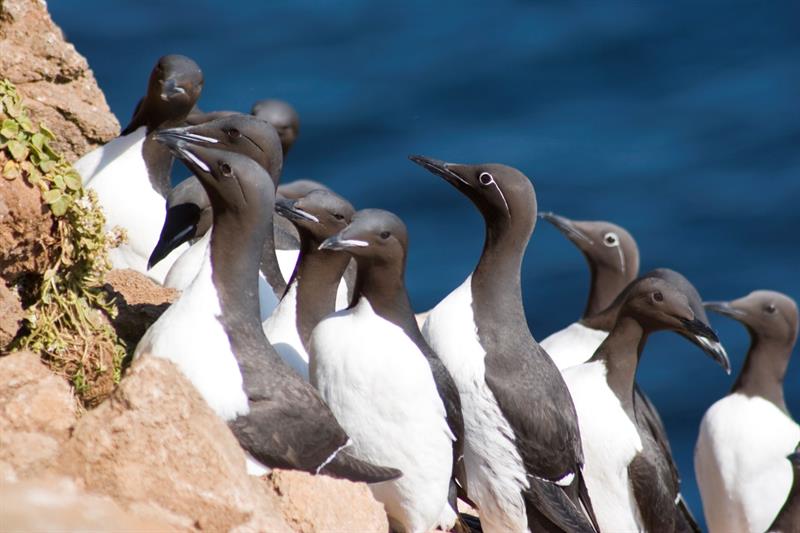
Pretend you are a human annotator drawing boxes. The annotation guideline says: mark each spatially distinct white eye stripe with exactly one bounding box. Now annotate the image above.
[478,172,494,185]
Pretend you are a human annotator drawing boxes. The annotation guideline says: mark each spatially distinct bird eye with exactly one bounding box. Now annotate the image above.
[765,304,777,314]
[227,128,241,139]
[653,291,664,303]
[603,232,619,247]
[478,172,494,186]
[333,213,344,221]
[380,231,391,239]
[219,162,233,176]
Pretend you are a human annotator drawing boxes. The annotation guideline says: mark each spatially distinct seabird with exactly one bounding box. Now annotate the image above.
[134,138,400,484]
[147,114,287,319]
[562,275,728,532]
[696,290,800,533]
[74,54,203,283]
[768,443,800,533]
[409,156,598,533]
[310,209,464,533]
[277,179,332,200]
[262,189,355,379]
[539,212,724,530]
[251,99,300,156]
[538,212,640,370]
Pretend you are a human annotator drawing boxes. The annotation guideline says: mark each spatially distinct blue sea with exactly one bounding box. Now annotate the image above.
[51,1,799,527]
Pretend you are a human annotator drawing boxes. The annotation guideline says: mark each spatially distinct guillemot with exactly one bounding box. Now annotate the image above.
[768,443,800,533]
[538,212,640,370]
[563,276,723,532]
[134,138,400,484]
[696,290,800,533]
[262,189,355,379]
[251,99,300,156]
[148,114,286,319]
[75,54,203,283]
[409,156,598,533]
[310,209,464,533]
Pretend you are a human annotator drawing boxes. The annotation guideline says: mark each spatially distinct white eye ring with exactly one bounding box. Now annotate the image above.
[478,172,494,186]
[603,232,619,247]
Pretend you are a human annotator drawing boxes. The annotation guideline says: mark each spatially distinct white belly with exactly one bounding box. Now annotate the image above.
[83,127,183,284]
[310,299,455,533]
[262,283,309,380]
[695,393,800,533]
[563,361,644,532]
[422,277,530,533]
[540,322,608,371]
[133,241,249,421]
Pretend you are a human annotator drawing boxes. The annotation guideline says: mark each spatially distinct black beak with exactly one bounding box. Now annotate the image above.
[161,78,187,101]
[704,301,747,319]
[318,234,369,252]
[155,133,211,175]
[148,203,201,270]
[275,198,319,224]
[408,155,470,189]
[679,318,731,374]
[788,450,800,464]
[154,126,219,146]
[539,212,594,245]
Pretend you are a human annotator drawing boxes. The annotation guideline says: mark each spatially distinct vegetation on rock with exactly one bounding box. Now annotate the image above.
[1,79,126,407]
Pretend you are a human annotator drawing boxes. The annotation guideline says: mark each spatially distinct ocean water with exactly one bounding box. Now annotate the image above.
[51,1,799,527]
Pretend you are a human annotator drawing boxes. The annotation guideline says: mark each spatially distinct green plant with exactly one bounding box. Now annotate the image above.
[1,79,126,407]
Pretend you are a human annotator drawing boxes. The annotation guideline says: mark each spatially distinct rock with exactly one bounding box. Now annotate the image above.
[0,280,24,346]
[0,351,77,480]
[0,477,173,531]
[0,151,56,284]
[0,0,119,163]
[265,470,390,533]
[104,269,179,349]
[56,355,291,532]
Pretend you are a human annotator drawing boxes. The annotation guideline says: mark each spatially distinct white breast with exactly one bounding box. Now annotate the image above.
[695,393,800,533]
[82,127,185,283]
[276,249,299,284]
[563,361,644,532]
[310,299,455,533]
[134,239,249,421]
[540,322,608,371]
[262,283,309,380]
[422,276,530,533]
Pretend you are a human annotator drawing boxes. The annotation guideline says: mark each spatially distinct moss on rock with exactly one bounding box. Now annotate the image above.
[1,80,126,407]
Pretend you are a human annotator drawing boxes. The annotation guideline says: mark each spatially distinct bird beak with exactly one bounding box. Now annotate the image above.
[161,78,187,101]
[155,126,219,146]
[275,198,319,223]
[318,234,369,251]
[679,318,731,374]
[704,301,747,319]
[155,134,211,173]
[148,203,201,270]
[690,334,731,375]
[539,212,594,245]
[788,450,800,463]
[408,155,471,190]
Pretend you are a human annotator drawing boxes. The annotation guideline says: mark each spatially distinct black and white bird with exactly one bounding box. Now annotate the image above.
[134,138,400,484]
[310,209,465,533]
[696,290,800,533]
[75,54,203,282]
[262,189,355,379]
[538,213,640,370]
[768,443,800,533]
[147,114,287,320]
[562,276,725,532]
[409,156,598,533]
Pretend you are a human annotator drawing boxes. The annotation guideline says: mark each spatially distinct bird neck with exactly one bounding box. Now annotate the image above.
[472,218,531,328]
[209,204,281,381]
[592,315,647,412]
[352,259,419,336]
[732,333,792,412]
[583,261,631,320]
[141,134,173,198]
[259,218,287,297]
[291,232,351,351]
